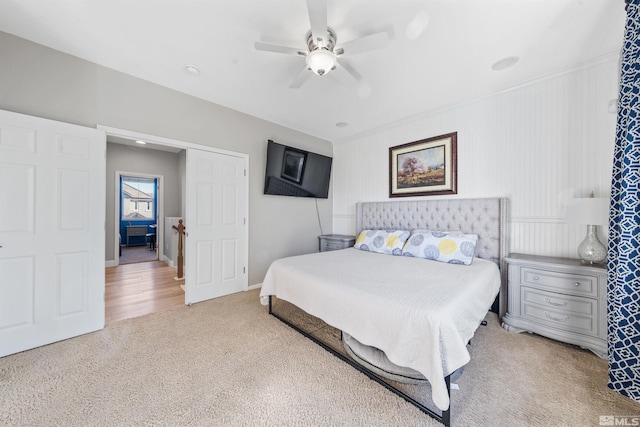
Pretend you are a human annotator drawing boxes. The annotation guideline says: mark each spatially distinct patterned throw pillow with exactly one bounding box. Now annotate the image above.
[354,229,411,255]
[401,230,478,265]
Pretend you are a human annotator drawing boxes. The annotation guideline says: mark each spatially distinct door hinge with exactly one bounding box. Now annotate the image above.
[244,217,246,225]
[243,266,246,274]
[244,169,247,177]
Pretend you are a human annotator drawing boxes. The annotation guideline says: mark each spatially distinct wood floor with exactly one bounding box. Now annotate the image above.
[105,260,185,324]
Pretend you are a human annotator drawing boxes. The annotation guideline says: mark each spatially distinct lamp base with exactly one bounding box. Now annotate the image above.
[577,225,606,264]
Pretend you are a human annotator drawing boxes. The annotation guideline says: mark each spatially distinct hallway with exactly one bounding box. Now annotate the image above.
[105,261,184,324]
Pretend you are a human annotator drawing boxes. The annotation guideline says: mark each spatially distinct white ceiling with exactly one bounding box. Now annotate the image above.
[107,135,183,153]
[0,0,626,143]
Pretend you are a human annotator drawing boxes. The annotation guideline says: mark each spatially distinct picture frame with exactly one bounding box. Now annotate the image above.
[389,132,457,197]
[281,148,307,184]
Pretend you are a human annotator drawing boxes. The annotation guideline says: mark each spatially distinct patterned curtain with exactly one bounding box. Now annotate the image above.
[608,0,640,400]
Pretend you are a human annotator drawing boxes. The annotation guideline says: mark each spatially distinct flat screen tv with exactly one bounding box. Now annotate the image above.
[263,140,332,198]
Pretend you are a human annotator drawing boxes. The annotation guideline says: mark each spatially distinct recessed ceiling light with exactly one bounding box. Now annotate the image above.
[336,122,349,128]
[491,56,520,71]
[135,140,146,145]
[185,65,200,75]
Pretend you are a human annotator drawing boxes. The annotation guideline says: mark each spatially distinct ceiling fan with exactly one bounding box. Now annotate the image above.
[254,0,389,88]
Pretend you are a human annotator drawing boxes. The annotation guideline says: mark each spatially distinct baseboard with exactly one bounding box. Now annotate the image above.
[105,260,117,268]
[161,254,175,267]
[248,283,262,291]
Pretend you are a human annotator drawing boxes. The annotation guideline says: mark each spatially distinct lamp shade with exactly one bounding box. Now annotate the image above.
[306,49,336,76]
[564,198,609,225]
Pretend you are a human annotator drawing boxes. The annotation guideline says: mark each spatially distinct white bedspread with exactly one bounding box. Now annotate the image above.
[260,248,501,411]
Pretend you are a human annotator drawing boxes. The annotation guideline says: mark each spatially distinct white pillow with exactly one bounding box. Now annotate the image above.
[354,229,411,255]
[401,230,478,265]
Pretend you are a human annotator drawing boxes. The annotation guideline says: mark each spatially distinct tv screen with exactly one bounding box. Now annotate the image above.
[263,140,332,198]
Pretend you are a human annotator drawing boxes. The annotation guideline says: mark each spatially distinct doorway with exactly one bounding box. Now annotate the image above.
[106,140,179,268]
[106,140,181,324]
[101,125,249,323]
[116,172,162,266]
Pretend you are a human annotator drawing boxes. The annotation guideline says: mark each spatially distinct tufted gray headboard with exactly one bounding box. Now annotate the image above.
[355,198,510,317]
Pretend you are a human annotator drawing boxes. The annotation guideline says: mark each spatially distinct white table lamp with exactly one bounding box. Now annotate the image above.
[565,196,609,264]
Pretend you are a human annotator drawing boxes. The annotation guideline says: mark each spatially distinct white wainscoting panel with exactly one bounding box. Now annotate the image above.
[332,56,618,259]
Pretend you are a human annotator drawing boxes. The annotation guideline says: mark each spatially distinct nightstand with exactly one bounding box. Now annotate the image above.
[502,253,607,359]
[318,234,356,252]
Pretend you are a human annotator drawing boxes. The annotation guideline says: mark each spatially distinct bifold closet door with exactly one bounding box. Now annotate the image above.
[184,147,247,305]
[0,109,105,357]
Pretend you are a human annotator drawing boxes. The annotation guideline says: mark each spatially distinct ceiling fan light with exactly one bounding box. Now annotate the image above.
[306,49,336,76]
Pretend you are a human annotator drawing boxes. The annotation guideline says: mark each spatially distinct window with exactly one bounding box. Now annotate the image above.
[121,176,156,221]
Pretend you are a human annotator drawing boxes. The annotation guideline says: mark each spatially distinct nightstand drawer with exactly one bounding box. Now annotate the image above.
[321,240,350,251]
[521,287,597,336]
[522,287,596,316]
[521,267,597,297]
[318,234,356,252]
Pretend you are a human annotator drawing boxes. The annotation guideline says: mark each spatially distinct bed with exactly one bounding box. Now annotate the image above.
[260,198,509,426]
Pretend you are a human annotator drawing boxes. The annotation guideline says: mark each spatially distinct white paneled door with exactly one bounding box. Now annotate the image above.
[185,148,247,305]
[0,110,105,358]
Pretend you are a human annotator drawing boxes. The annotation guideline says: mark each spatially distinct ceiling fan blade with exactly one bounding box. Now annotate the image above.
[336,59,361,83]
[306,0,328,46]
[328,59,361,88]
[254,41,305,56]
[289,65,312,89]
[335,60,372,98]
[335,31,389,56]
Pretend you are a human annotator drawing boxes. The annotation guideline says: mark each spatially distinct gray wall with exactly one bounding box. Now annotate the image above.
[106,142,184,261]
[0,32,334,286]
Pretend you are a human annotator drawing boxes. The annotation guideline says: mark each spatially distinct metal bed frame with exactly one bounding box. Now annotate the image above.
[268,296,452,425]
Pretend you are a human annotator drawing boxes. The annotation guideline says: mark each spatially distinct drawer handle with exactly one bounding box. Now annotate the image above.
[545,311,569,322]
[544,297,567,307]
[533,275,539,280]
[573,282,582,287]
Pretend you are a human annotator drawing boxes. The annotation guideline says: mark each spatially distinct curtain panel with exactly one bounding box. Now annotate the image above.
[607,0,640,401]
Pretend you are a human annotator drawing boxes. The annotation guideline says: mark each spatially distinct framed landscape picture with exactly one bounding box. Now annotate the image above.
[389,132,457,197]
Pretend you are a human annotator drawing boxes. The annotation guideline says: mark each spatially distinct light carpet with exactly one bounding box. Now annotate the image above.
[1,289,638,426]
